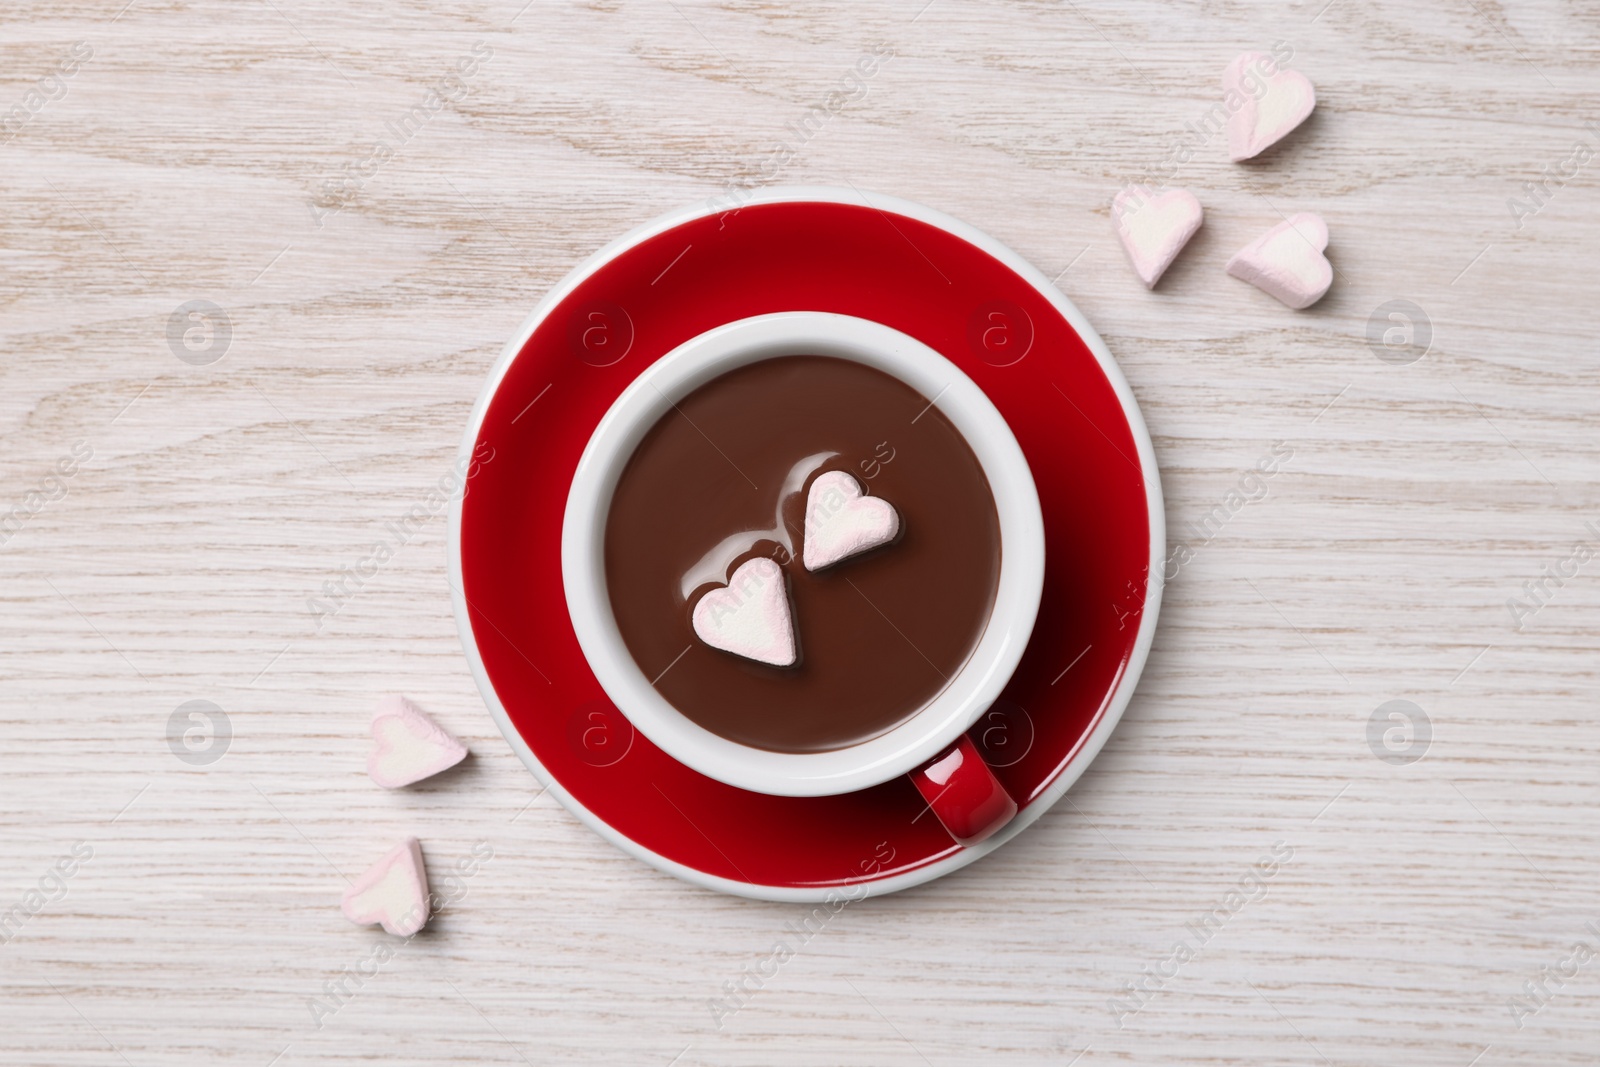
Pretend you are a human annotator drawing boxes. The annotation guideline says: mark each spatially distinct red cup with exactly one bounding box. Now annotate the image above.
[561,313,1045,817]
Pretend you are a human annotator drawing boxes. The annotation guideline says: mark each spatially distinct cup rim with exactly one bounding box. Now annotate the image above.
[561,312,1045,797]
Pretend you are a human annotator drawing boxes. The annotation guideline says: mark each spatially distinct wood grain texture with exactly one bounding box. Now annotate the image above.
[2,0,1598,1063]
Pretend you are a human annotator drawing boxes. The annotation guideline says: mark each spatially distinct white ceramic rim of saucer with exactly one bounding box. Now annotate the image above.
[561,311,1045,798]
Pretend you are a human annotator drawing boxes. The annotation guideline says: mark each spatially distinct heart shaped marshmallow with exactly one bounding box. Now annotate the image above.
[368,695,468,788]
[1224,51,1315,162]
[1113,186,1203,288]
[1226,212,1333,310]
[691,556,796,667]
[802,470,900,572]
[341,837,430,937]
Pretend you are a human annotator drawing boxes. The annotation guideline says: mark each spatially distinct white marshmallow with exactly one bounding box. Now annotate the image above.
[802,471,900,572]
[341,837,430,937]
[1226,212,1333,310]
[367,695,468,789]
[1112,186,1203,288]
[1224,51,1316,162]
[691,557,796,667]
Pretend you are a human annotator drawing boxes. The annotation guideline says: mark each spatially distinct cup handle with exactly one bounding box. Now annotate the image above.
[910,734,1017,847]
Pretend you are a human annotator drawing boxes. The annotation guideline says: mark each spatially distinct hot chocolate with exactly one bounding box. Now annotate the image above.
[603,355,1001,754]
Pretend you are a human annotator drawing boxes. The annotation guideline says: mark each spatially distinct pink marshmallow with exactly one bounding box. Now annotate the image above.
[691,557,796,667]
[367,696,468,789]
[802,471,900,571]
[1112,186,1203,288]
[1226,213,1333,310]
[341,837,430,937]
[1224,51,1316,161]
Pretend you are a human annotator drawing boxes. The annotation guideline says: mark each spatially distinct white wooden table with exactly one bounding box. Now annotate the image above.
[3,1,1597,1063]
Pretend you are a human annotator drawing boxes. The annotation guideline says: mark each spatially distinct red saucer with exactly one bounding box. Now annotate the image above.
[451,189,1162,900]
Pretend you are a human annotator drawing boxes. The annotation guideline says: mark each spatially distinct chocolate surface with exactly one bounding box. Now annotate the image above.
[603,355,1001,753]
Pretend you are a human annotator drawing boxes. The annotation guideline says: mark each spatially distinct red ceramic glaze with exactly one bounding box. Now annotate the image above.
[912,735,1018,847]
[457,195,1153,893]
